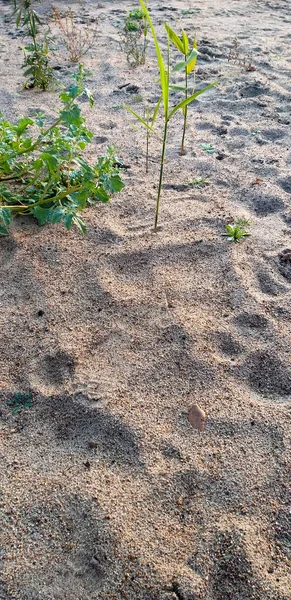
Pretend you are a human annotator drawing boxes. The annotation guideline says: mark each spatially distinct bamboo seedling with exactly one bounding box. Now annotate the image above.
[126,0,219,231]
[166,24,198,155]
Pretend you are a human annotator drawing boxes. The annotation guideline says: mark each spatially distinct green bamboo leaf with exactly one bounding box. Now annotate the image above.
[172,60,187,73]
[173,48,198,72]
[168,81,219,120]
[125,105,157,133]
[140,0,168,116]
[187,37,198,74]
[169,84,187,91]
[185,48,199,66]
[16,9,22,27]
[151,96,162,126]
[164,24,185,54]
[182,30,189,55]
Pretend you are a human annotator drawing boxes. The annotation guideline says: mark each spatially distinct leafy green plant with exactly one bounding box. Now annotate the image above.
[7,392,33,414]
[166,25,198,155]
[189,176,209,188]
[223,219,250,242]
[13,0,53,90]
[0,66,124,236]
[120,4,148,67]
[126,0,218,231]
[52,5,98,63]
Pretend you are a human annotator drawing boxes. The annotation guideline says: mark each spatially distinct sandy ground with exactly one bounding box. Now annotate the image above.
[0,0,290,598]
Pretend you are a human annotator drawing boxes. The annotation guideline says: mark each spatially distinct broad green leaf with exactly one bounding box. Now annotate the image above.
[168,81,219,120]
[50,207,65,224]
[164,24,185,54]
[68,84,80,99]
[63,213,74,230]
[60,104,82,127]
[70,190,88,210]
[94,187,110,203]
[105,174,125,193]
[32,206,53,225]
[0,224,9,236]
[125,105,157,133]
[40,152,58,171]
[0,207,12,227]
[59,92,71,104]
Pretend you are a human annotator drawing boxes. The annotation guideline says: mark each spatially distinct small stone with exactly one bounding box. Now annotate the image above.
[188,404,206,431]
[88,441,98,449]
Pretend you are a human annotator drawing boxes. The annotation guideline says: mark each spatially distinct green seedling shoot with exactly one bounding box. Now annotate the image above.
[125,0,219,231]
[189,176,209,188]
[201,143,215,154]
[223,219,250,242]
[7,392,33,414]
[166,24,198,155]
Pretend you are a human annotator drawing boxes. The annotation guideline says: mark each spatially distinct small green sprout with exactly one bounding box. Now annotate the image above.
[7,392,33,414]
[223,219,250,242]
[181,9,200,16]
[201,143,215,154]
[129,9,145,20]
[188,176,209,188]
[130,94,143,103]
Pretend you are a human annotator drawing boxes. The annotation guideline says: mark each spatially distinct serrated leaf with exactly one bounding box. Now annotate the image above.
[68,84,80,99]
[63,213,74,230]
[60,104,82,127]
[32,206,53,225]
[0,207,12,227]
[0,224,9,236]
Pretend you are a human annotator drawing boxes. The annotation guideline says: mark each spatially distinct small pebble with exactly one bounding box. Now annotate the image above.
[188,404,206,431]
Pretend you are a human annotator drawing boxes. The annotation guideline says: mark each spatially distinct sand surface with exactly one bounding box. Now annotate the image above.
[0,0,290,598]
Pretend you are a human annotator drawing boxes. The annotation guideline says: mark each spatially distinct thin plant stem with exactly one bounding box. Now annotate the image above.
[145,104,150,173]
[154,36,170,232]
[181,55,188,155]
[0,184,82,212]
[154,119,168,232]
